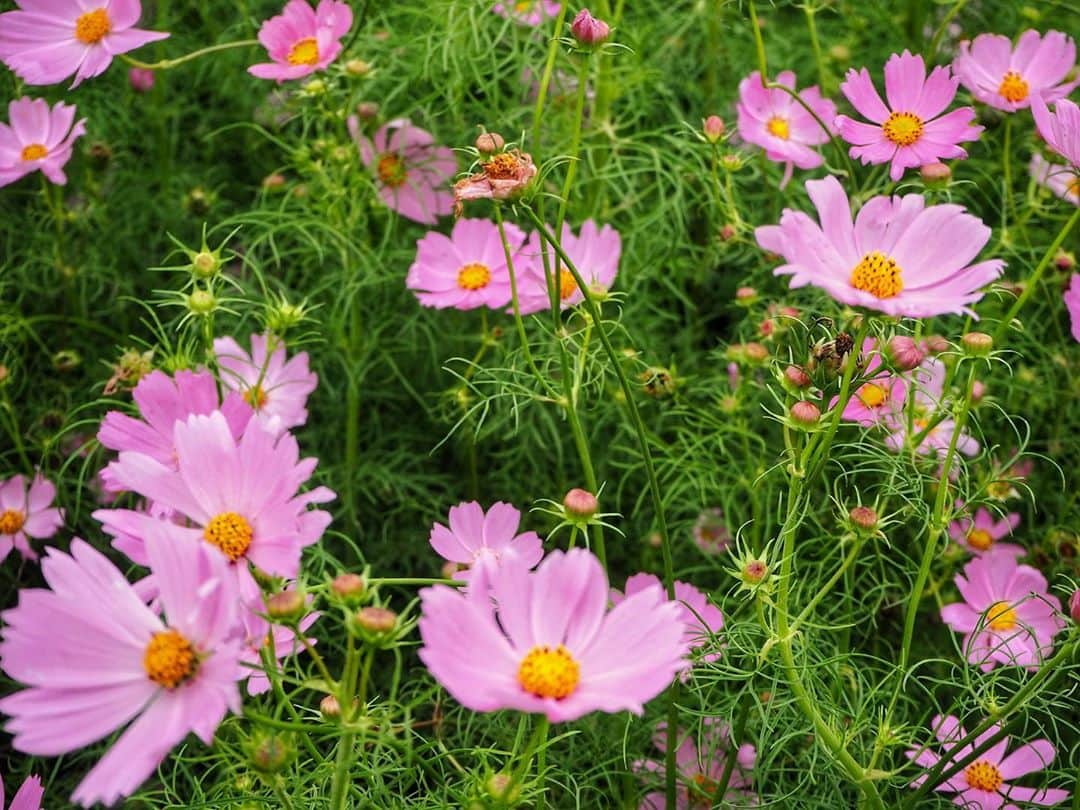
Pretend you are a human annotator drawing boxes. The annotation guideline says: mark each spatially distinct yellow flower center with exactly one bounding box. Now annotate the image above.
[986,601,1017,632]
[376,154,407,188]
[457,262,492,291]
[987,481,1013,500]
[691,773,719,801]
[287,37,320,66]
[882,111,924,147]
[203,512,254,562]
[964,759,1003,792]
[559,269,577,300]
[485,152,519,179]
[766,116,790,140]
[143,628,197,688]
[1069,178,1080,200]
[243,385,268,410]
[515,0,534,12]
[857,382,888,408]
[850,251,903,299]
[998,71,1029,104]
[20,144,47,162]
[75,8,111,44]
[517,644,580,699]
[0,508,26,535]
[967,528,994,551]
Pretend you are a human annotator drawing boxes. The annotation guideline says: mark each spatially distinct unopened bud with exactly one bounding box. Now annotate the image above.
[345,58,372,76]
[784,365,811,389]
[743,559,768,584]
[187,289,217,316]
[355,606,397,634]
[640,367,676,397]
[703,115,725,143]
[735,286,758,305]
[743,342,768,363]
[790,400,821,426]
[571,8,611,46]
[919,161,951,187]
[191,250,219,278]
[302,78,327,95]
[719,222,737,242]
[962,331,993,356]
[265,589,305,621]
[331,572,366,603]
[129,67,154,93]
[262,172,287,191]
[320,694,341,719]
[1054,250,1076,272]
[923,335,950,355]
[355,101,379,120]
[249,734,294,774]
[887,335,924,371]
[475,132,505,154]
[720,153,743,171]
[849,505,879,531]
[486,772,522,802]
[563,488,598,520]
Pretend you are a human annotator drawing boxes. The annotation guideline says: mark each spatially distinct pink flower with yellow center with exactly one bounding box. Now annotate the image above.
[940,553,1064,672]
[906,714,1069,808]
[882,359,980,457]
[418,548,688,722]
[637,720,757,809]
[248,0,352,82]
[0,531,245,808]
[954,30,1077,113]
[240,608,319,696]
[836,50,982,181]
[0,98,85,188]
[948,506,1023,557]
[407,217,527,310]
[757,176,1003,317]
[428,501,543,594]
[833,338,909,427]
[515,220,622,314]
[492,0,560,26]
[0,473,64,564]
[736,70,838,188]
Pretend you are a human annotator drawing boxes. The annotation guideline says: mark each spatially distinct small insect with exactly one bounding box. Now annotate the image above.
[806,318,860,375]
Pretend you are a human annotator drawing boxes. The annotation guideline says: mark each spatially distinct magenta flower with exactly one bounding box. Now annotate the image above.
[348,116,456,225]
[0,98,85,188]
[418,548,688,722]
[0,0,167,87]
[407,218,526,310]
[1030,153,1078,206]
[692,508,731,554]
[0,473,63,564]
[98,369,251,492]
[428,501,543,593]
[493,0,560,26]
[906,714,1069,808]
[0,773,44,810]
[248,0,352,82]
[516,220,622,314]
[954,30,1077,112]
[1032,94,1080,168]
[940,553,1065,671]
[1065,274,1080,342]
[835,338,908,427]
[756,176,1003,317]
[0,531,245,807]
[637,721,757,809]
[883,359,979,457]
[214,334,317,436]
[240,610,319,696]
[736,70,837,188]
[949,506,1023,557]
[94,411,335,604]
[128,66,153,92]
[836,51,982,181]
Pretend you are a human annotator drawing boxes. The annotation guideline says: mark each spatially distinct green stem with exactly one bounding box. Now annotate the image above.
[748,1,768,79]
[530,4,571,153]
[121,39,258,70]
[789,534,864,634]
[803,3,828,89]
[1002,115,1013,230]
[925,0,970,60]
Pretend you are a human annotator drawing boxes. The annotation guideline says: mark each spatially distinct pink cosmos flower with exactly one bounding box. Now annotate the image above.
[1031,95,1080,168]
[836,50,982,181]
[940,553,1064,672]
[949,506,1023,557]
[406,218,527,310]
[1030,153,1078,206]
[248,0,352,82]
[348,116,455,225]
[0,774,44,810]
[906,714,1069,808]
[94,411,335,606]
[736,70,838,188]
[452,150,538,214]
[692,508,731,554]
[637,721,757,808]
[428,501,543,593]
[98,369,251,492]
[493,0,560,26]
[883,359,980,457]
[756,175,1003,317]
[516,220,622,314]
[835,338,908,426]
[128,66,153,92]
[0,0,168,87]
[0,530,245,807]
[418,548,688,723]
[214,334,317,436]
[0,474,63,564]
[240,610,319,696]
[0,98,85,188]
[954,30,1077,113]
[1065,274,1080,342]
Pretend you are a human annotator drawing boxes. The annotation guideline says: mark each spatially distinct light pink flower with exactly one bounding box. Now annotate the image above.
[0,0,168,87]
[0,474,63,564]
[0,98,85,188]
[1031,95,1080,168]
[693,508,731,554]
[1030,153,1078,206]
[418,548,688,723]
[637,721,757,808]
[248,0,352,82]
[736,70,837,188]
[348,116,455,225]
[516,220,622,314]
[240,610,319,696]
[1065,274,1080,342]
[428,501,543,594]
[128,66,153,92]
[949,506,1023,557]
[834,338,908,427]
[98,369,251,492]
[756,175,1003,317]
[0,531,245,807]
[954,30,1077,112]
[214,334,317,436]
[452,150,538,214]
[94,411,335,607]
[940,554,1065,672]
[493,0,560,26]
[906,714,1069,808]
[883,359,980,457]
[406,217,526,310]
[0,773,44,810]
[836,50,982,181]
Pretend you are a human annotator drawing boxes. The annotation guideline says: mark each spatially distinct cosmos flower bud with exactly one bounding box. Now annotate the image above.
[262,172,287,192]
[571,9,610,46]
[790,400,821,426]
[720,153,743,171]
[1054,250,1076,272]
[640,366,676,397]
[248,732,294,774]
[962,331,993,356]
[355,101,380,120]
[191,250,220,278]
[923,335,950,355]
[784,365,811,389]
[735,286,758,305]
[129,67,154,93]
[849,505,879,531]
[718,223,737,242]
[563,488,598,520]
[265,589,306,621]
[743,559,768,584]
[331,572,366,604]
[919,161,951,187]
[186,288,217,316]
[355,606,397,634]
[320,694,341,719]
[486,772,522,803]
[474,132,505,154]
[703,115,725,143]
[887,335,925,371]
[345,58,372,76]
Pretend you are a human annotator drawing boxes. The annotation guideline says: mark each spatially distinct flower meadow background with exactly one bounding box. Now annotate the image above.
[2,0,1080,807]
